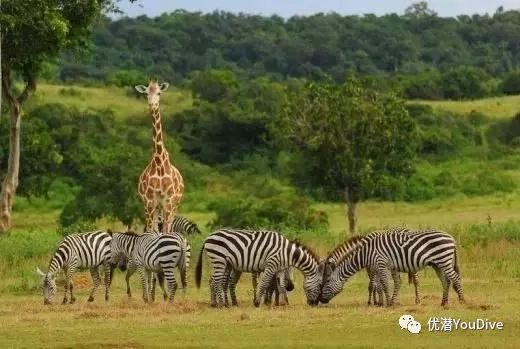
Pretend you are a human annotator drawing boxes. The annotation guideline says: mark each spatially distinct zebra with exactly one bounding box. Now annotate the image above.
[322,228,421,306]
[195,229,324,307]
[110,231,188,303]
[225,268,295,307]
[36,230,113,305]
[319,229,465,307]
[155,215,202,235]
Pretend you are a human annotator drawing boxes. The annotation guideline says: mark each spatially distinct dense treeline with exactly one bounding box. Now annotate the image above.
[57,6,520,99]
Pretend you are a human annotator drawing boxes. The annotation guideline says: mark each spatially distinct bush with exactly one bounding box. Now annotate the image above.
[500,71,520,95]
[208,194,328,232]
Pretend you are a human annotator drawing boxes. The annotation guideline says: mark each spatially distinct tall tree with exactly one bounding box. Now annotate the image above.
[0,0,134,232]
[280,78,417,234]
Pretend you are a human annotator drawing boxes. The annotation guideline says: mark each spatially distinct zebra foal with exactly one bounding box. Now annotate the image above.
[36,230,113,305]
[195,229,324,307]
[319,229,465,306]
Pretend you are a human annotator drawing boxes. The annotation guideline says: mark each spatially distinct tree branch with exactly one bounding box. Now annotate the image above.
[1,70,18,107]
[17,74,36,105]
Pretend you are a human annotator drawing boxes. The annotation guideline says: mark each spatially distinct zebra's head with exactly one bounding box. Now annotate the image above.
[36,267,56,305]
[319,264,346,304]
[303,263,326,306]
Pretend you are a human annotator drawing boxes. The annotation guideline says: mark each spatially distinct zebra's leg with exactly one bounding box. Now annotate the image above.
[264,275,274,305]
[103,262,112,302]
[276,272,288,306]
[367,267,374,306]
[377,265,393,306]
[438,263,465,306]
[254,267,276,307]
[151,273,157,302]
[155,272,168,301]
[229,270,241,307]
[210,262,227,308]
[125,261,136,298]
[223,266,232,307]
[88,267,102,302]
[390,269,401,305]
[137,266,150,303]
[432,265,449,306]
[162,267,178,303]
[61,267,69,305]
[411,272,421,304]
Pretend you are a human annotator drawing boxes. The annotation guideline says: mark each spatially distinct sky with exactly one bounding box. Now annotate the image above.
[116,0,520,18]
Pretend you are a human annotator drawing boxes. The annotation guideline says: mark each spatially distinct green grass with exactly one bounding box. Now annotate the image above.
[0,235,518,348]
[26,83,193,119]
[416,95,520,118]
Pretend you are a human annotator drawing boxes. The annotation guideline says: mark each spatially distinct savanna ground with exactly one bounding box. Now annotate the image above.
[1,193,519,348]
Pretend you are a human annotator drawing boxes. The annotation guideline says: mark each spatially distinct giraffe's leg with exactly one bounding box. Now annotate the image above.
[160,198,174,235]
[143,200,157,232]
[88,267,101,302]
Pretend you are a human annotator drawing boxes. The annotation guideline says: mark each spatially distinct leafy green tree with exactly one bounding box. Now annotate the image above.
[190,69,239,103]
[279,78,417,234]
[441,66,489,100]
[0,0,135,232]
[500,71,520,95]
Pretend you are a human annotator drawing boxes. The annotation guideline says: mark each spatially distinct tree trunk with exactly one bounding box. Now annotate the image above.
[0,101,22,232]
[343,185,360,235]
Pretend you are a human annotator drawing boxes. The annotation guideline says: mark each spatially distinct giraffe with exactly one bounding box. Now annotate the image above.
[135,80,184,234]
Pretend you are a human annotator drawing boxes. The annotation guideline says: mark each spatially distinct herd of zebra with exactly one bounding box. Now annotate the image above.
[37,217,465,308]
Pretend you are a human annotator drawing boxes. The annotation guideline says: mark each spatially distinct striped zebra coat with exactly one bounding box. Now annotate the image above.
[110,232,188,303]
[195,229,324,307]
[319,229,465,306]
[36,231,113,305]
[322,227,421,306]
[226,267,295,307]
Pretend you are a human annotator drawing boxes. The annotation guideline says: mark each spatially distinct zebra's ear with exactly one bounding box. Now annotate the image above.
[36,267,46,277]
[318,263,325,275]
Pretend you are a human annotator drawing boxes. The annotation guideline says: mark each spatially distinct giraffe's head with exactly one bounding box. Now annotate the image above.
[135,80,170,105]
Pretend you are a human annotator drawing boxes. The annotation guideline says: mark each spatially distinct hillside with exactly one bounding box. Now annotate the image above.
[26,83,193,119]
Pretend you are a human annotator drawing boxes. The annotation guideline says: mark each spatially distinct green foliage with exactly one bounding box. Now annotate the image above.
[190,69,240,102]
[208,194,328,231]
[58,10,520,85]
[280,77,418,201]
[441,66,490,100]
[500,71,520,95]
[107,69,149,88]
[0,229,60,264]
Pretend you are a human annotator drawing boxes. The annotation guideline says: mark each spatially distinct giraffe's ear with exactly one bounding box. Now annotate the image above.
[135,85,148,94]
[159,82,170,92]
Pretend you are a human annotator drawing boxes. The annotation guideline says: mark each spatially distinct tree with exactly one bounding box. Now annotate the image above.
[500,70,520,95]
[279,78,417,234]
[405,2,437,18]
[0,0,134,232]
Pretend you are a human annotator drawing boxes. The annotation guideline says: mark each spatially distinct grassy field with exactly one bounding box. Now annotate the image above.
[26,83,193,119]
[1,198,519,348]
[416,95,520,118]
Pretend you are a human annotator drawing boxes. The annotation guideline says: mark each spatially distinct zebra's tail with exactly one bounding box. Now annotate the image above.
[179,239,188,290]
[454,248,460,275]
[408,272,414,285]
[195,242,205,289]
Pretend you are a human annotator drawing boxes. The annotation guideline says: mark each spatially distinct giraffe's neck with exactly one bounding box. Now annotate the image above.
[149,102,167,157]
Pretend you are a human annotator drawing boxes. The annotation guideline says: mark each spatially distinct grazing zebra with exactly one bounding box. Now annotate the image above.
[319,229,465,306]
[155,215,202,235]
[110,231,188,303]
[36,230,113,305]
[225,268,295,306]
[322,228,421,306]
[195,229,324,307]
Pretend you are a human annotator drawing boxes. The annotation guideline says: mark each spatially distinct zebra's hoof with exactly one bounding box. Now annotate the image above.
[62,298,68,305]
[69,297,76,304]
[254,300,261,308]
[88,296,94,302]
[105,295,109,302]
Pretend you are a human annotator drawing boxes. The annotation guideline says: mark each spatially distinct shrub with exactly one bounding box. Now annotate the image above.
[208,194,328,232]
[500,71,520,95]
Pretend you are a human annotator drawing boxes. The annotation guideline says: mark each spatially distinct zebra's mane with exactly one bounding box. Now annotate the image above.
[326,235,364,262]
[289,239,320,263]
